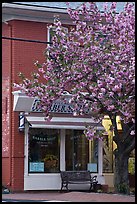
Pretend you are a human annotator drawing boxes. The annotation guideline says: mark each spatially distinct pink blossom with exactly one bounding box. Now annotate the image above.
[16,2,135,140]
[130,130,135,135]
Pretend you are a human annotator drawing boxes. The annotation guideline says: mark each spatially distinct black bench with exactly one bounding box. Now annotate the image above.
[60,171,98,192]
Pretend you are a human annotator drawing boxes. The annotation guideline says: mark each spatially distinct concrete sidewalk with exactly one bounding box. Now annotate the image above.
[2,191,135,202]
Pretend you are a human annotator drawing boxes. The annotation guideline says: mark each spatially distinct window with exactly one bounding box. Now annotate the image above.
[28,128,60,173]
[103,134,114,173]
[47,26,68,43]
[65,129,98,172]
[48,26,56,43]
[47,26,68,61]
[88,139,98,173]
[128,149,135,175]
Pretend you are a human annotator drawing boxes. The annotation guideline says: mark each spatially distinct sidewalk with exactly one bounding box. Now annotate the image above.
[2,191,135,202]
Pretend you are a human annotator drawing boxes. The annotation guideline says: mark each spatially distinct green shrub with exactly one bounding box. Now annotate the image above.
[116,183,130,194]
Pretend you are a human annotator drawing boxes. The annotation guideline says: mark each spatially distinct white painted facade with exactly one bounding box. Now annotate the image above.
[24,123,105,190]
[13,91,106,190]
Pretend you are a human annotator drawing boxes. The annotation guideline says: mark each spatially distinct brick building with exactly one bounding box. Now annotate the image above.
[2,2,134,192]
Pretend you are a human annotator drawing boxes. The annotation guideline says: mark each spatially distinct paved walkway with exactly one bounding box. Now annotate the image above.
[2,191,135,202]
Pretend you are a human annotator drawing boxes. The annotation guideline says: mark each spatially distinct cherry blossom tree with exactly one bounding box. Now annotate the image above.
[15,2,135,194]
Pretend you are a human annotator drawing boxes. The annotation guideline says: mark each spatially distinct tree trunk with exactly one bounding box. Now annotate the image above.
[114,150,130,194]
[110,116,135,195]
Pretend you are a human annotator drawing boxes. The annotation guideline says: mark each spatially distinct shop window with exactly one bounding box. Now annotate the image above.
[65,129,98,172]
[88,139,98,172]
[128,149,135,175]
[103,134,114,173]
[28,128,60,173]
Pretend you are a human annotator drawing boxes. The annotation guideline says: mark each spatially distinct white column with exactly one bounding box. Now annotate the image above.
[98,139,103,175]
[24,121,29,176]
[60,129,65,171]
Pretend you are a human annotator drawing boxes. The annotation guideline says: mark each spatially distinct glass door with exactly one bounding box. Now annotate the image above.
[65,129,89,170]
[65,129,98,172]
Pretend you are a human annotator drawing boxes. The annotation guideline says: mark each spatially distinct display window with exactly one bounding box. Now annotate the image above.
[103,135,114,173]
[28,128,60,173]
[28,128,111,174]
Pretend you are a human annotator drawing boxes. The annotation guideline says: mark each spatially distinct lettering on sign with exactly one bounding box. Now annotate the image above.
[31,99,90,114]
[50,102,74,113]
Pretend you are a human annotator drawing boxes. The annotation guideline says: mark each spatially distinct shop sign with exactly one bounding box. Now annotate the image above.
[87,163,98,172]
[32,135,56,141]
[18,112,25,131]
[29,162,44,172]
[31,99,90,114]
[13,91,90,114]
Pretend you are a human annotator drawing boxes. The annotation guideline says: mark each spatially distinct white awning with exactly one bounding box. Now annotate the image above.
[13,91,104,130]
[12,91,35,112]
[25,113,104,130]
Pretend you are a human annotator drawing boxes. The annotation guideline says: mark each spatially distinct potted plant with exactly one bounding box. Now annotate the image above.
[43,154,58,171]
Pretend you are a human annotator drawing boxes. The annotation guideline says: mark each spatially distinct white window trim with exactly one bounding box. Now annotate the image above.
[47,26,68,43]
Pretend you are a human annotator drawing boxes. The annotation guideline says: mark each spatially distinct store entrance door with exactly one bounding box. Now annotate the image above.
[65,129,98,172]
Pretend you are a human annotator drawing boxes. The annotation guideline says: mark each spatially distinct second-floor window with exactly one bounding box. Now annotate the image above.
[47,26,68,44]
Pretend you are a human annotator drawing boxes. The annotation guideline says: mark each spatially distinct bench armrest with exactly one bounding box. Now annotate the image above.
[91,175,98,183]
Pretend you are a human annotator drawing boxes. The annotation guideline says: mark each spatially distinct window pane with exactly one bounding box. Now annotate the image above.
[88,139,98,172]
[28,128,60,173]
[128,149,135,175]
[65,129,98,172]
[49,27,56,43]
[103,135,113,173]
[48,26,68,43]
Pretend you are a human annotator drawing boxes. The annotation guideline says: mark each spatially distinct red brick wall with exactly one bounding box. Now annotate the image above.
[2,19,50,191]
[2,19,71,191]
[2,23,11,187]
[12,20,48,190]
[11,20,47,82]
[2,78,10,187]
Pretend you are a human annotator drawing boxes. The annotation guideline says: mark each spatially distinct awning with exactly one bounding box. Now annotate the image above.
[25,112,104,130]
[12,91,35,112]
[13,91,104,130]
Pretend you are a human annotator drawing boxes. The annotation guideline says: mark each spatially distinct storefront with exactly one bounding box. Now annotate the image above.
[13,91,106,190]
[3,2,135,192]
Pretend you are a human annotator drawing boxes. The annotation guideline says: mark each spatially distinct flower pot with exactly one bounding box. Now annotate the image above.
[101,185,108,193]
